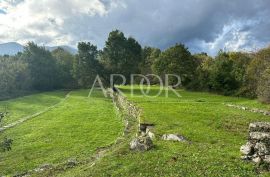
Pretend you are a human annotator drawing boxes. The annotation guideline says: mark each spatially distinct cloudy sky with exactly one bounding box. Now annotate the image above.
[0,0,270,55]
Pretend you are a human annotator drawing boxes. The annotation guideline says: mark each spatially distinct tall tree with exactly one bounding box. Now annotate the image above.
[257,67,270,103]
[0,55,30,99]
[52,48,76,88]
[153,43,197,86]
[100,30,142,85]
[246,47,270,97]
[73,42,102,87]
[20,42,58,91]
[192,53,214,90]
[140,47,161,75]
[208,51,239,95]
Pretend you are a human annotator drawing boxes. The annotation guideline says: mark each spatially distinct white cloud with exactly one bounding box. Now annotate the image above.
[0,0,270,55]
[0,0,121,45]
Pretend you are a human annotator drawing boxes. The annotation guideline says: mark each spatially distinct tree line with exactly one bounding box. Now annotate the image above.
[0,30,270,103]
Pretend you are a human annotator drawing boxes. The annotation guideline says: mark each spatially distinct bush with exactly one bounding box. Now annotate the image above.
[1,137,13,152]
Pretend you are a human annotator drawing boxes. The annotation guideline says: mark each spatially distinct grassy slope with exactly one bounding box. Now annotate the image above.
[0,89,123,176]
[61,86,270,177]
[0,91,67,126]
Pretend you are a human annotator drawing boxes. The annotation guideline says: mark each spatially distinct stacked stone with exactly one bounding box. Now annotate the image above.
[108,88,154,151]
[226,104,270,116]
[240,122,270,164]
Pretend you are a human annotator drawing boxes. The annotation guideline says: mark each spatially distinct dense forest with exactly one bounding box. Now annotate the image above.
[1,30,270,103]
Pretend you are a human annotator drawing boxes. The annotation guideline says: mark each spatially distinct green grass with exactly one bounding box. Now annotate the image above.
[0,89,123,176]
[59,86,270,177]
[0,91,68,126]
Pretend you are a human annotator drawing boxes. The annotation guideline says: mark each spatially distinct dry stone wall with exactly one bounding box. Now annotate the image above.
[107,89,154,151]
[226,104,270,116]
[241,122,270,164]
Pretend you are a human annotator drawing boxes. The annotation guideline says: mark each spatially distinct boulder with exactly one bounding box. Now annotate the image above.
[162,134,186,142]
[130,135,153,151]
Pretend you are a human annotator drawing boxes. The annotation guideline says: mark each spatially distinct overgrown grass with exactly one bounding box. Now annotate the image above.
[0,91,67,126]
[0,89,123,176]
[60,86,270,177]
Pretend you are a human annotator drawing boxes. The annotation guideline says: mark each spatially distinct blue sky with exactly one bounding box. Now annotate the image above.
[0,8,6,14]
[0,0,270,56]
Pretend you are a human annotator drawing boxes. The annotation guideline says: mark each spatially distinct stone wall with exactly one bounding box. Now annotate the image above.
[226,104,270,116]
[107,89,154,151]
[240,122,270,164]
[107,89,141,121]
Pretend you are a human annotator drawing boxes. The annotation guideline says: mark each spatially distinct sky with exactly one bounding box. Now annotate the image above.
[0,0,270,56]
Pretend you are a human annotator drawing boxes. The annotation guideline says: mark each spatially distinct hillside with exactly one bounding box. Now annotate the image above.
[1,87,270,176]
[0,42,24,55]
[0,42,77,55]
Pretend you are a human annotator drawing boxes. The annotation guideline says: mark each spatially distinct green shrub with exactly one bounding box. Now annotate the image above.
[1,137,13,152]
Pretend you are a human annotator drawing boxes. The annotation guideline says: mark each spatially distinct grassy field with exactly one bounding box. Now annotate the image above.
[59,86,270,177]
[0,91,68,126]
[0,89,123,176]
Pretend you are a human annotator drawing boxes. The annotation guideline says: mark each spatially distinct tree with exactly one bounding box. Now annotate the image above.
[228,52,252,96]
[52,48,76,88]
[137,47,161,83]
[0,55,30,99]
[192,53,214,90]
[246,47,270,98]
[140,47,161,74]
[20,42,59,91]
[73,42,102,87]
[257,67,270,103]
[100,30,142,85]
[208,51,239,95]
[153,43,197,86]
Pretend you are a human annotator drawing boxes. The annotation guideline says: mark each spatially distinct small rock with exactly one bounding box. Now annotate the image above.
[130,135,153,151]
[240,142,254,155]
[255,142,269,156]
[139,123,155,133]
[147,131,155,140]
[34,164,53,172]
[264,112,270,116]
[146,128,155,140]
[66,158,78,168]
[263,155,270,163]
[162,134,186,142]
[252,156,262,164]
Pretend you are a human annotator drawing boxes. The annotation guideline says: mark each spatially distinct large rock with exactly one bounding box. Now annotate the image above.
[130,135,153,151]
[161,134,186,142]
